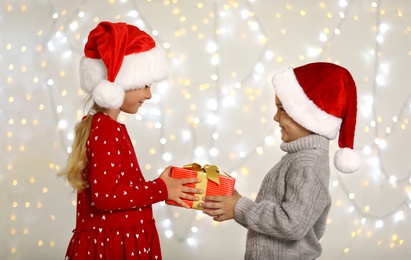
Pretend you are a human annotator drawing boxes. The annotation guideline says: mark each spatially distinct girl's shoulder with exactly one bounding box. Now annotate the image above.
[90,112,125,137]
[92,112,121,126]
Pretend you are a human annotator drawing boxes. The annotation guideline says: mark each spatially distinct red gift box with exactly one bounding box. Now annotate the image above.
[165,164,236,210]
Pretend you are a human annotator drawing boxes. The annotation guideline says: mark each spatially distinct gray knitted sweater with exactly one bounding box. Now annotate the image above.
[234,135,331,260]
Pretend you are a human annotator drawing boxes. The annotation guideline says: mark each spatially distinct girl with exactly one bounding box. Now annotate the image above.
[59,21,202,260]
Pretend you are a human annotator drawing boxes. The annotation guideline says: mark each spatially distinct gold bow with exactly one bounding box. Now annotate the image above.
[184,163,223,210]
[183,163,221,185]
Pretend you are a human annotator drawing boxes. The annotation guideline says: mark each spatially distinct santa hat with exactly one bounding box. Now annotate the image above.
[80,21,168,109]
[271,62,361,173]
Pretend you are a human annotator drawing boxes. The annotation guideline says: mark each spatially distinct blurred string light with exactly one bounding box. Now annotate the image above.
[337,1,411,219]
[1,0,411,259]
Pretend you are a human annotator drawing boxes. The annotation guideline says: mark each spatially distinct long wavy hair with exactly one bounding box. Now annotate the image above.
[59,98,102,192]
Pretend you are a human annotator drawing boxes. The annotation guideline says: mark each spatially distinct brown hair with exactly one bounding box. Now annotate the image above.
[59,99,102,192]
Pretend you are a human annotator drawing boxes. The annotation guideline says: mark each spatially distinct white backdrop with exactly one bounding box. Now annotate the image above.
[1,0,411,259]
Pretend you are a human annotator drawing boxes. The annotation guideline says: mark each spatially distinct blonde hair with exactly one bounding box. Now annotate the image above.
[59,99,102,192]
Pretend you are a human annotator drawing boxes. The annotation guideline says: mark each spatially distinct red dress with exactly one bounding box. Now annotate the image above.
[65,112,168,260]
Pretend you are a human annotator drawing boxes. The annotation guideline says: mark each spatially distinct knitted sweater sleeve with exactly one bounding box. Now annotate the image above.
[234,161,329,240]
[86,119,168,211]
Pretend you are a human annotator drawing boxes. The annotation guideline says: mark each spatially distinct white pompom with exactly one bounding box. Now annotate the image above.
[93,80,124,109]
[333,148,361,174]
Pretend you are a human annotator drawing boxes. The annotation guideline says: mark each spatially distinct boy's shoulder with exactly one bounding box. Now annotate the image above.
[286,148,330,170]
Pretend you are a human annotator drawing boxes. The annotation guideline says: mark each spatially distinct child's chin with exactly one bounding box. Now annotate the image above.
[123,108,139,114]
[280,135,290,142]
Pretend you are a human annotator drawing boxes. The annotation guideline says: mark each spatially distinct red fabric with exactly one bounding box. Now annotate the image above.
[65,112,167,260]
[294,62,348,119]
[293,62,357,149]
[84,21,156,82]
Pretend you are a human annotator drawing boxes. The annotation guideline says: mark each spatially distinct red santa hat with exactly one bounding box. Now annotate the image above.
[80,21,168,109]
[271,62,361,173]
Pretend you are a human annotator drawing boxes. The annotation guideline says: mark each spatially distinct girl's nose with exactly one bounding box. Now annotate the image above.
[145,87,152,99]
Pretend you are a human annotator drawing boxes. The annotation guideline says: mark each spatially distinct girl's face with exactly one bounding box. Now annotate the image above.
[274,95,312,142]
[120,86,152,114]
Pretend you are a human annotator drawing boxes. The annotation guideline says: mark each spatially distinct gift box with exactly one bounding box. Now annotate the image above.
[166,163,236,210]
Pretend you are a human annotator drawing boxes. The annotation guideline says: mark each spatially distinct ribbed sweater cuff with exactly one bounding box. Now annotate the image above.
[234,196,255,226]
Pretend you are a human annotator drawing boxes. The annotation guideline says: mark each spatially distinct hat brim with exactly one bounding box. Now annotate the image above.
[80,46,169,94]
[271,67,341,139]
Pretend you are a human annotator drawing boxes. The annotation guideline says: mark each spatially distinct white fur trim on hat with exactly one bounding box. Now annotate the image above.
[116,47,168,91]
[79,57,106,94]
[93,80,125,109]
[80,46,168,109]
[334,148,361,173]
[271,67,341,139]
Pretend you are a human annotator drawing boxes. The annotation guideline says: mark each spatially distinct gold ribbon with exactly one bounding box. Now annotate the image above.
[183,163,220,185]
[183,163,221,209]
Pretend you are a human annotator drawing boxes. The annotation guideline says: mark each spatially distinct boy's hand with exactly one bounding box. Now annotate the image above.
[159,166,203,208]
[200,190,242,222]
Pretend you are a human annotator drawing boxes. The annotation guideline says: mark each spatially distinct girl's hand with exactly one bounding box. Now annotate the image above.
[200,189,242,222]
[159,166,203,209]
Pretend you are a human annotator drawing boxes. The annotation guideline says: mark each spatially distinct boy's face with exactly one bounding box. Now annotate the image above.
[274,95,312,142]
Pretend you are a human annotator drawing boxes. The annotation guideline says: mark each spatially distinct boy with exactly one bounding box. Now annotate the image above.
[201,62,361,259]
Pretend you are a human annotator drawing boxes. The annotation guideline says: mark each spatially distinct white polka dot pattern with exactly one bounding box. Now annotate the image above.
[65,112,167,260]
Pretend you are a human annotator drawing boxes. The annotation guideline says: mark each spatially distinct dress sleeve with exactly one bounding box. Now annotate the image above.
[87,119,168,211]
[234,166,329,240]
